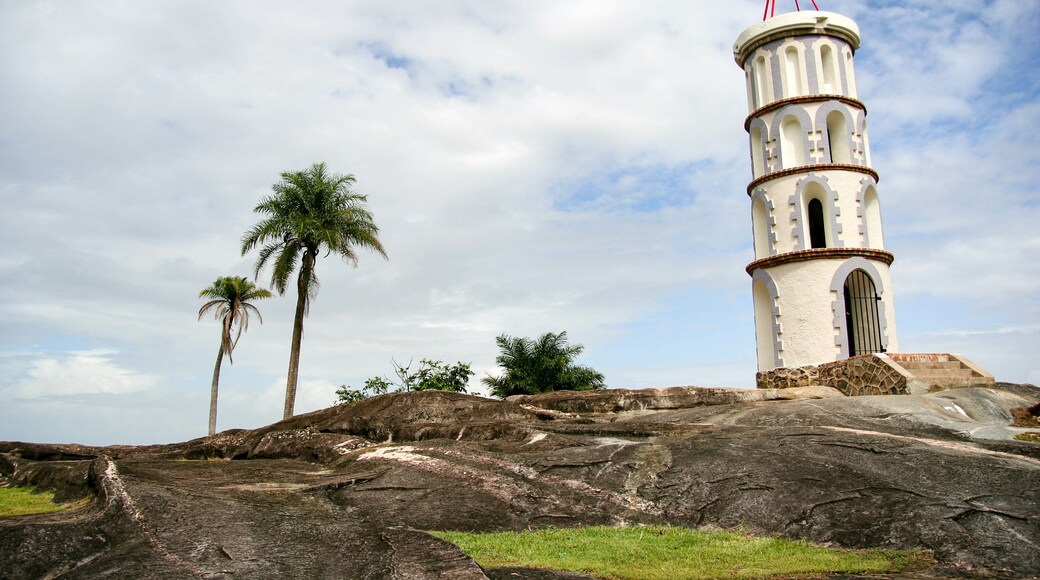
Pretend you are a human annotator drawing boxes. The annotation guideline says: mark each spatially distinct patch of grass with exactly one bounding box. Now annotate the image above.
[430,525,934,580]
[1015,432,1040,443]
[0,486,89,519]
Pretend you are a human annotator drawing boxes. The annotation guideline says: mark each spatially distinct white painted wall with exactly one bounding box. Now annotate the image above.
[751,170,878,254]
[755,258,898,369]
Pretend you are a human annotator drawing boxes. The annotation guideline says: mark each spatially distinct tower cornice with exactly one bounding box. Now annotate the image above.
[745,247,894,276]
[746,164,878,196]
[744,95,867,131]
[734,11,860,66]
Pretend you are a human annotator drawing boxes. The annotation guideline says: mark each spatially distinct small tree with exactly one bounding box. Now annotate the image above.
[333,385,367,404]
[395,358,473,392]
[241,162,387,419]
[482,331,604,398]
[335,358,473,405]
[198,276,272,435]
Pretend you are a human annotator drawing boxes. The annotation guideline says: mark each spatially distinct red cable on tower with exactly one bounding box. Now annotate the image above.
[763,0,821,21]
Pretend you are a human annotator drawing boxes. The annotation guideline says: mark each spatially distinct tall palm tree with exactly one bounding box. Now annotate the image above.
[242,162,387,419]
[482,331,605,398]
[198,276,272,436]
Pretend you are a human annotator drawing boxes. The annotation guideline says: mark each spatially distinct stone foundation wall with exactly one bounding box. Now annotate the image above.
[757,354,911,396]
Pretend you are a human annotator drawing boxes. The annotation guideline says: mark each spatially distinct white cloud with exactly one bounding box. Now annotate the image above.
[6,349,156,398]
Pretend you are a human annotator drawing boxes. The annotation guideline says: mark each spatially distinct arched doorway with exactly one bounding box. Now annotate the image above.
[843,269,884,355]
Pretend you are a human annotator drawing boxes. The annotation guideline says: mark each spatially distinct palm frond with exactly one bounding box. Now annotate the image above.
[197,276,272,364]
[197,299,226,320]
[242,303,264,324]
[251,242,281,281]
[270,240,302,295]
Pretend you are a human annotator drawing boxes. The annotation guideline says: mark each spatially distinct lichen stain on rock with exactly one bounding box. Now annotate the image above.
[623,442,673,501]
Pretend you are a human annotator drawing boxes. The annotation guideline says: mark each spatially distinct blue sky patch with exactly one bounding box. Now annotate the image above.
[553,162,699,213]
[363,42,414,75]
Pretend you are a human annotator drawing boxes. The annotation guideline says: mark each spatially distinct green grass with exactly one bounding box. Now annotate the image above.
[430,525,934,580]
[1015,432,1040,443]
[0,486,88,519]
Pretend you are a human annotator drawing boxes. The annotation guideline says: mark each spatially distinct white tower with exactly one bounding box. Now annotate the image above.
[734,10,899,372]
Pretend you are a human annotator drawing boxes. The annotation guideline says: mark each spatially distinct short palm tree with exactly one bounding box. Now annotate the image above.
[242,162,387,419]
[198,276,272,436]
[483,331,605,398]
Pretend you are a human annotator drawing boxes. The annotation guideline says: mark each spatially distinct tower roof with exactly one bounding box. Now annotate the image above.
[733,11,860,67]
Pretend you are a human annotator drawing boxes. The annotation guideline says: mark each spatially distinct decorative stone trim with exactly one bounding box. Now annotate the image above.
[855,177,867,241]
[854,109,869,165]
[813,102,857,164]
[748,118,770,176]
[752,269,784,368]
[750,188,778,256]
[769,104,814,168]
[788,173,844,250]
[745,95,866,131]
[736,27,859,71]
[745,247,894,276]
[746,163,879,196]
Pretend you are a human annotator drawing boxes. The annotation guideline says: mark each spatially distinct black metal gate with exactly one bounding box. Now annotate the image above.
[843,269,884,356]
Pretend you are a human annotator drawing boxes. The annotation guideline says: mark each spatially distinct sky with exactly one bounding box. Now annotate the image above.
[1,0,1038,446]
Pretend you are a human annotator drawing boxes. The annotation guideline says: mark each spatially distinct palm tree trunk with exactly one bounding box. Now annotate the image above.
[209,343,224,436]
[283,256,311,419]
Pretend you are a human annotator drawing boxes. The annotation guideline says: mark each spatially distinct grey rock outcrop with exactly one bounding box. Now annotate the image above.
[2,385,1038,578]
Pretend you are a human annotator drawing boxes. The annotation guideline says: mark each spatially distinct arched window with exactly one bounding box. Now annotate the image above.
[861,118,871,166]
[780,116,806,168]
[808,198,827,248]
[843,269,884,355]
[826,111,851,164]
[745,69,756,111]
[799,181,837,250]
[752,196,770,258]
[750,126,765,177]
[754,54,772,108]
[783,46,804,97]
[863,186,884,249]
[753,278,777,371]
[820,44,838,94]
[844,49,858,98]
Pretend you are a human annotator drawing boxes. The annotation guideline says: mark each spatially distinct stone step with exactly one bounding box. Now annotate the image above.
[889,353,952,364]
[898,360,965,371]
[906,368,977,380]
